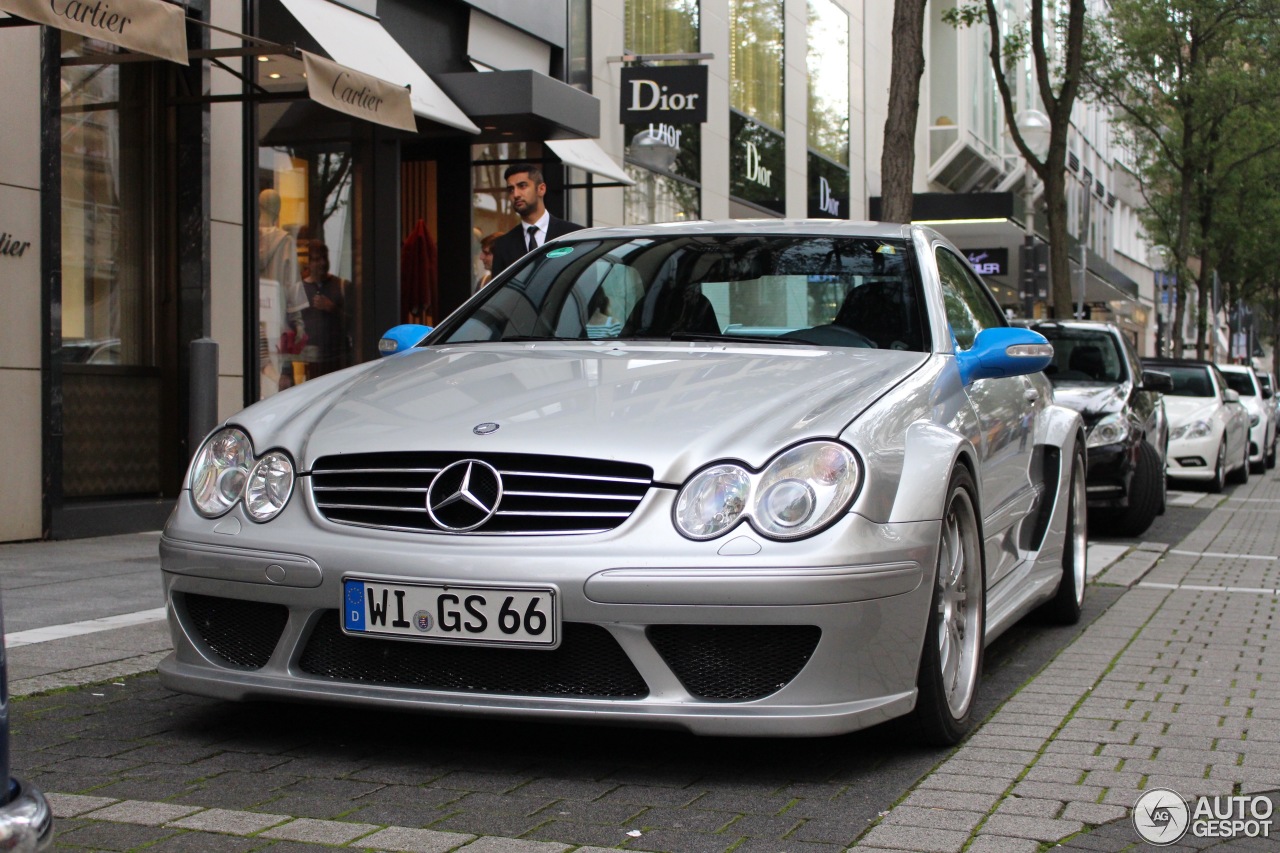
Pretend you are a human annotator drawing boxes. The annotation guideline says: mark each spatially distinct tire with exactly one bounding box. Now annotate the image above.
[1101,441,1161,538]
[1229,440,1250,485]
[1266,439,1276,470]
[1040,448,1087,625]
[1157,443,1169,515]
[1208,441,1227,493]
[913,467,985,747]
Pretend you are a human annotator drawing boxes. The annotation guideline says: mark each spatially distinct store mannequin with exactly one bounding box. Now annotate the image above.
[257,189,307,395]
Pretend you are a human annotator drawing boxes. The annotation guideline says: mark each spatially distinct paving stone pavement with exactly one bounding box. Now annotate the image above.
[4,480,1279,851]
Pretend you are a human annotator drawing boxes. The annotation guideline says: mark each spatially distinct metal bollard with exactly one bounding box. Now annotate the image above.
[189,338,219,458]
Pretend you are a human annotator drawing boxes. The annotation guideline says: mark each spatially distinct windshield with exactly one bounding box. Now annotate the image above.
[1037,328,1127,384]
[1155,364,1216,398]
[1222,371,1257,396]
[431,235,928,351]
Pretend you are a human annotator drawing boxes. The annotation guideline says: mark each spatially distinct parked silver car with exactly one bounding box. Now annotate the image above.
[160,221,1085,742]
[0,595,53,850]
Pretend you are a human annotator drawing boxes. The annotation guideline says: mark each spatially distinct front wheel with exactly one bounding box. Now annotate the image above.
[913,467,985,746]
[1208,441,1227,493]
[1100,441,1160,537]
[1229,439,1250,485]
[1040,448,1087,625]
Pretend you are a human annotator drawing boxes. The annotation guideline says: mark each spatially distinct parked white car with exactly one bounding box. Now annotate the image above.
[1142,358,1250,492]
[1217,364,1277,472]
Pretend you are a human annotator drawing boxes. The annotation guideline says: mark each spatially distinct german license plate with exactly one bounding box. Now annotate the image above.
[342,578,558,648]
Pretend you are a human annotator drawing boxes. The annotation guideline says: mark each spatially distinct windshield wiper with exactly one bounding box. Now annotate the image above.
[667,333,810,345]
[498,335,580,343]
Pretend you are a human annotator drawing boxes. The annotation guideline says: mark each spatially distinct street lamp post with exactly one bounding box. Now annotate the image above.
[1014,111,1051,319]
[1146,245,1171,357]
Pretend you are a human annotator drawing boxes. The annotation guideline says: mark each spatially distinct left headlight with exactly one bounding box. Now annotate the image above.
[189,428,295,521]
[1086,413,1129,448]
[674,441,861,541]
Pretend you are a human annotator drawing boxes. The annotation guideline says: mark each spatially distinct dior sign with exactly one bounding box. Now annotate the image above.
[620,66,708,123]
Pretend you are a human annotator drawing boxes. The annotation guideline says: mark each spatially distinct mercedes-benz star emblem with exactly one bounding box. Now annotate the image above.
[473,422,499,435]
[426,459,503,532]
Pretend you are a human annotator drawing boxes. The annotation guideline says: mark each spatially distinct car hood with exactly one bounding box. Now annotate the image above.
[233,343,929,482]
[1049,383,1125,421]
[1163,395,1220,428]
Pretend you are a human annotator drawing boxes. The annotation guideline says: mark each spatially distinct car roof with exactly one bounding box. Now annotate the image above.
[1216,364,1254,373]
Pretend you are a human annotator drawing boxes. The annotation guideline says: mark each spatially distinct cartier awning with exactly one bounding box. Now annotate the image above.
[0,0,188,64]
[301,51,416,133]
[277,0,478,134]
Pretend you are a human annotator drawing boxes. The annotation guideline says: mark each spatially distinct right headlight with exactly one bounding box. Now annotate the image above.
[1086,413,1129,448]
[190,428,254,517]
[674,441,861,541]
[1170,420,1213,441]
[189,428,295,521]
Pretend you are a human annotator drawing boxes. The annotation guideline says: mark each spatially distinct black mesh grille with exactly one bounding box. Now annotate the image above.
[648,625,821,701]
[309,451,652,535]
[298,612,649,698]
[182,593,288,670]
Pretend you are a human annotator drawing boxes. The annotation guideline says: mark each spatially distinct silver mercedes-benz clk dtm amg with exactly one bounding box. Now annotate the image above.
[160,220,1086,742]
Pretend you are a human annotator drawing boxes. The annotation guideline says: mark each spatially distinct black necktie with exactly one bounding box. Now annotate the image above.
[527,225,539,253]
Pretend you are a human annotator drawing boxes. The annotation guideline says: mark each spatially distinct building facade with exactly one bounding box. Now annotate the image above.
[0,0,1162,542]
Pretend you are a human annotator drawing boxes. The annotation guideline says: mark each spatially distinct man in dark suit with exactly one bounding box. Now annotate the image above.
[490,163,584,276]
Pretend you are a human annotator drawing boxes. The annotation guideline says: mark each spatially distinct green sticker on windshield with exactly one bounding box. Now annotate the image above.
[877,244,897,254]
[547,246,574,258]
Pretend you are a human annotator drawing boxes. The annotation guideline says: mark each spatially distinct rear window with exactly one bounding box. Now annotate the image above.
[1035,328,1127,384]
[1152,364,1216,397]
[1221,371,1257,396]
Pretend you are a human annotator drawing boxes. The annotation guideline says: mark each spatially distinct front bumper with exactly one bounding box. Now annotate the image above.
[159,488,941,737]
[0,777,53,852]
[1167,433,1218,481]
[1083,442,1135,507]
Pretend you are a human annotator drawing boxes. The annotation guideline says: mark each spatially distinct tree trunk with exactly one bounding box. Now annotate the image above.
[1043,158,1075,317]
[879,0,929,223]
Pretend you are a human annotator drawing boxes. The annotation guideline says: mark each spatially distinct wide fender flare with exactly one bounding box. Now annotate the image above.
[886,422,979,524]
[1037,403,1086,467]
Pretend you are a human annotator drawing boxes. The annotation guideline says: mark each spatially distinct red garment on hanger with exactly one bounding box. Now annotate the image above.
[401,219,438,325]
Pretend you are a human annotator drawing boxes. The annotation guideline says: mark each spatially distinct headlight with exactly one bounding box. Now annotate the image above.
[190,428,254,517]
[244,451,296,522]
[189,428,295,521]
[674,442,861,541]
[674,464,750,540]
[1086,414,1129,448]
[1170,420,1213,441]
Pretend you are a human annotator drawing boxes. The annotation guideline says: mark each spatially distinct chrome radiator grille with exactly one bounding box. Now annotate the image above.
[309,451,653,535]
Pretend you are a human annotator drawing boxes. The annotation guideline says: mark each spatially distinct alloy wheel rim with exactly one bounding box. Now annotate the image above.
[1071,454,1087,604]
[1217,443,1227,489]
[936,488,981,718]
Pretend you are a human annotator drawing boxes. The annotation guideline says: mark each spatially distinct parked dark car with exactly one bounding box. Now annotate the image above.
[1032,321,1171,536]
[0,596,53,850]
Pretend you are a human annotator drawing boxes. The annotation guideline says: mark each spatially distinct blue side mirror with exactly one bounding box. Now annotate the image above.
[956,327,1054,385]
[377,324,433,357]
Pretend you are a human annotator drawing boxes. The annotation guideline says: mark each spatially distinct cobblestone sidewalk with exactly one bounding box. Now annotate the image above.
[860,479,1280,852]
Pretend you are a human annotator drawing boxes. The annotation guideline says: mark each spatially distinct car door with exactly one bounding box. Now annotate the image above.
[935,247,1040,585]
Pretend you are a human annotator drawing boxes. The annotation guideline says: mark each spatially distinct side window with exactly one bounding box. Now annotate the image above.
[935,248,1004,349]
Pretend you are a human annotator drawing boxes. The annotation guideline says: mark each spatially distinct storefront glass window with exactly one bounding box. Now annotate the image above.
[256,91,367,401]
[807,0,848,164]
[60,35,156,367]
[625,0,698,54]
[729,0,784,130]
[624,0,701,223]
[623,164,700,225]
